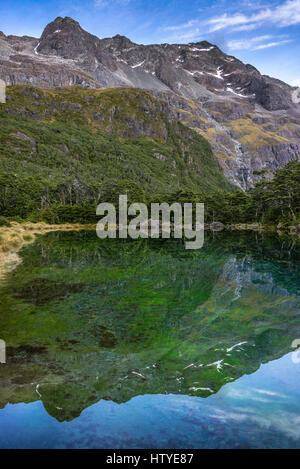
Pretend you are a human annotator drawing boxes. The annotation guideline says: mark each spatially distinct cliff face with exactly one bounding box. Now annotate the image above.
[0,16,299,189]
[152,91,300,188]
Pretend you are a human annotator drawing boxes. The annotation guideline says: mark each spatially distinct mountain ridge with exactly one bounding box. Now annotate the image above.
[0,16,296,109]
[0,16,299,189]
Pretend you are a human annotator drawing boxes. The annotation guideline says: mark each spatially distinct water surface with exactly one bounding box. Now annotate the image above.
[0,231,299,448]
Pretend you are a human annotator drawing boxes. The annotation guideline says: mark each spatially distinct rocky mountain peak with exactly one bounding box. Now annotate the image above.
[193,40,215,48]
[29,17,295,111]
[110,34,136,49]
[37,16,100,58]
[40,16,82,39]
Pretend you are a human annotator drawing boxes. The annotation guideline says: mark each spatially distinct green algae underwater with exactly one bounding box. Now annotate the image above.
[0,229,299,428]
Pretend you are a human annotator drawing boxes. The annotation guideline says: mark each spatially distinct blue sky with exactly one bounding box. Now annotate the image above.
[0,0,299,86]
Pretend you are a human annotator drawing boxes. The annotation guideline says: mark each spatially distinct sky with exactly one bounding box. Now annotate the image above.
[0,0,299,86]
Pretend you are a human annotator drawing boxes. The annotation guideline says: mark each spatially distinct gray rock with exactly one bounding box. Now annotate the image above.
[0,16,299,189]
[210,222,225,231]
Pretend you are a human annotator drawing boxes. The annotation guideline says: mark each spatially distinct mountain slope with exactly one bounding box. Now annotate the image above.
[0,16,299,188]
[0,85,234,218]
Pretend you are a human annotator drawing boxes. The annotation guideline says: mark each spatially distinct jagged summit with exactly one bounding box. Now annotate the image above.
[190,40,215,48]
[40,16,82,39]
[37,16,100,58]
[110,34,136,47]
[0,16,295,110]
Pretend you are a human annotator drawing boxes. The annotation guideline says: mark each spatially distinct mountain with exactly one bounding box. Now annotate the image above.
[0,85,235,219]
[0,16,299,188]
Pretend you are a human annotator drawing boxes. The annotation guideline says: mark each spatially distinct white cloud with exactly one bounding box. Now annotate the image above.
[231,23,262,32]
[207,0,300,32]
[228,34,293,50]
[164,20,197,31]
[253,39,293,49]
[162,28,201,43]
[208,13,249,32]
[94,0,108,6]
[228,34,272,49]
[161,0,299,49]
[94,0,131,7]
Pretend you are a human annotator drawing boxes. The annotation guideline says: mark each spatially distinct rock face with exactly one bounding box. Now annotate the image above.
[0,16,299,189]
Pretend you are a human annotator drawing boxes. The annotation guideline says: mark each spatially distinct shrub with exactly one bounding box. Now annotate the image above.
[0,216,11,227]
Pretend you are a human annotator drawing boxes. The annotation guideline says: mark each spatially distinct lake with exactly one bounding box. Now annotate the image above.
[0,230,299,449]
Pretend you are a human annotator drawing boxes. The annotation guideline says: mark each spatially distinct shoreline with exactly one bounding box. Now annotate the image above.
[0,222,96,280]
[0,221,298,279]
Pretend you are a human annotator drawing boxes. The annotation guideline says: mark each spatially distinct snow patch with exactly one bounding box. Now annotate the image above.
[131,371,146,379]
[34,42,40,55]
[190,46,214,52]
[189,387,214,393]
[184,69,204,76]
[206,360,224,372]
[131,60,145,69]
[206,360,233,372]
[206,66,224,80]
[183,363,204,369]
[226,341,248,353]
[227,87,249,97]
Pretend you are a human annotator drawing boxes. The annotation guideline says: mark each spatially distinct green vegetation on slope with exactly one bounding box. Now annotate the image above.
[165,161,300,226]
[0,85,298,227]
[0,85,234,221]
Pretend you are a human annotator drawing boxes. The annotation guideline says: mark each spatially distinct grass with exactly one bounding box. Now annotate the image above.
[0,222,95,279]
[229,118,291,150]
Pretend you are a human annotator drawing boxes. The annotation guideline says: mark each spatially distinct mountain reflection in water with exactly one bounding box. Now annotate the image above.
[0,230,299,448]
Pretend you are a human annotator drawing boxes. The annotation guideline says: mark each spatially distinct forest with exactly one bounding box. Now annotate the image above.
[0,161,299,228]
